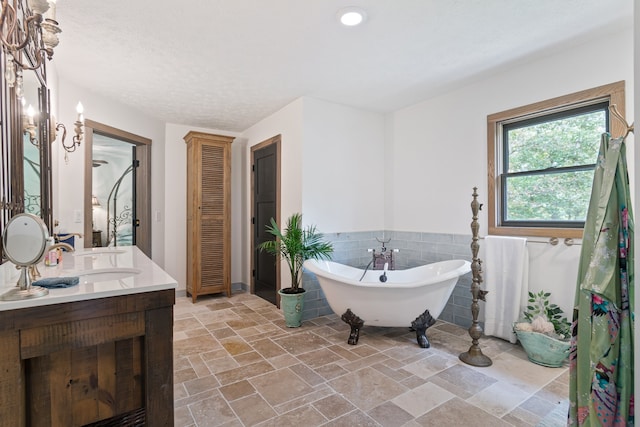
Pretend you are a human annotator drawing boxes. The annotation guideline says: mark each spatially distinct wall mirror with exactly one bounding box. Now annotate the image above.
[0,0,54,265]
[22,64,52,226]
[22,70,42,217]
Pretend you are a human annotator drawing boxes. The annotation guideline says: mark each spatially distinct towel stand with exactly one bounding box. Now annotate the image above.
[459,187,493,367]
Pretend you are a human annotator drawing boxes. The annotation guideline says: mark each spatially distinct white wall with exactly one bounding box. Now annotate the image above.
[238,98,305,288]
[237,97,387,287]
[163,123,239,292]
[389,26,634,315]
[55,78,167,265]
[302,98,386,232]
[231,137,247,288]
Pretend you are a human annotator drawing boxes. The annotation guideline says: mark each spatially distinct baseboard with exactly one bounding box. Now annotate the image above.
[232,282,249,292]
[174,283,248,299]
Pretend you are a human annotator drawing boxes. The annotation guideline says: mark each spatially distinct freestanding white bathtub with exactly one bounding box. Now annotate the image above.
[303,259,471,347]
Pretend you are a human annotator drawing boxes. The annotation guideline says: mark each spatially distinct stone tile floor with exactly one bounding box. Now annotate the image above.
[173,292,569,426]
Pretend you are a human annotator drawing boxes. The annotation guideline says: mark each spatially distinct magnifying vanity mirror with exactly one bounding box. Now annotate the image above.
[1,213,50,300]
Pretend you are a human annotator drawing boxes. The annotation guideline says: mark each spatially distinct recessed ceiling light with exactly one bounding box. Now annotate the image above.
[337,7,367,27]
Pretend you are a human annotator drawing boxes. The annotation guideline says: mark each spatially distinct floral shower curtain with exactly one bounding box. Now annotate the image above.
[569,133,634,426]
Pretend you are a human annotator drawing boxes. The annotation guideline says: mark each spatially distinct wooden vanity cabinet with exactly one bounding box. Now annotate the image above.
[184,132,234,302]
[0,289,174,427]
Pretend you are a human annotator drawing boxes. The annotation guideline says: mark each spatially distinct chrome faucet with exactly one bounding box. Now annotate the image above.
[27,242,75,282]
[48,242,75,253]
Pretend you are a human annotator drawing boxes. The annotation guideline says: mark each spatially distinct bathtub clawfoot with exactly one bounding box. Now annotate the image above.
[411,309,436,348]
[341,308,364,345]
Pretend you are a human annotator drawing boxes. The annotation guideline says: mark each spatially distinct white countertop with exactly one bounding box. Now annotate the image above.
[0,246,177,311]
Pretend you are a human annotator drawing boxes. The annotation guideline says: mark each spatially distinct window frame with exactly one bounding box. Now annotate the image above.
[487,81,626,239]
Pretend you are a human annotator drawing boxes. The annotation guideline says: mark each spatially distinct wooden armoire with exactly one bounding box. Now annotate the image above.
[184,132,234,302]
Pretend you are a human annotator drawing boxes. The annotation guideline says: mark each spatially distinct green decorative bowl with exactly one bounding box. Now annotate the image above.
[514,328,570,367]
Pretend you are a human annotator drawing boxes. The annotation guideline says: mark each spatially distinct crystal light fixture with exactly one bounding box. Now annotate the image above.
[0,0,62,88]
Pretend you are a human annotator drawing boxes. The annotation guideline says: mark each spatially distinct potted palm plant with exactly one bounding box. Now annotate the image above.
[258,213,333,327]
[513,290,571,367]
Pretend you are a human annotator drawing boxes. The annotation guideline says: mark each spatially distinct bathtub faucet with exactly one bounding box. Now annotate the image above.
[369,245,399,271]
[376,236,391,252]
[379,262,388,282]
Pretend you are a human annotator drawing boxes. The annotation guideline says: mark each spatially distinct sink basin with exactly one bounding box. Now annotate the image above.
[73,249,126,257]
[74,268,142,281]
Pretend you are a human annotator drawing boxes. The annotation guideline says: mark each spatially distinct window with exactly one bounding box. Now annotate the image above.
[488,81,625,238]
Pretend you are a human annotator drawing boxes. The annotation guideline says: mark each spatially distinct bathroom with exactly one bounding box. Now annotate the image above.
[0,1,636,426]
[45,5,633,326]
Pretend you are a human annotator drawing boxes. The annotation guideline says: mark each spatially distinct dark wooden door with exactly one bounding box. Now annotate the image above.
[253,142,278,305]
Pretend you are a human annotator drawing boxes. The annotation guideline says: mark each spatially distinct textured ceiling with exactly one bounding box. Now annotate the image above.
[52,0,633,132]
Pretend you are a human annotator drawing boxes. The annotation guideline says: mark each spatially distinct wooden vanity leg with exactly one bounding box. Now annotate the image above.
[411,309,436,348]
[144,305,174,426]
[341,309,364,345]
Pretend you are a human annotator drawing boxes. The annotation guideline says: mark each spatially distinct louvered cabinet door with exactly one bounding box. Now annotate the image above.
[184,132,234,302]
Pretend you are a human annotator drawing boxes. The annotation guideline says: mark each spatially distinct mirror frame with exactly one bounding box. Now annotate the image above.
[22,70,53,230]
[0,0,53,264]
[23,17,53,234]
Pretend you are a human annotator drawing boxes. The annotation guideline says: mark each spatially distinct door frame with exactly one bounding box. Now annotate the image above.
[250,135,281,305]
[83,119,152,257]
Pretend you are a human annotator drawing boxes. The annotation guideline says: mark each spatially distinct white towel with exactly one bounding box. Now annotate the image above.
[483,235,529,343]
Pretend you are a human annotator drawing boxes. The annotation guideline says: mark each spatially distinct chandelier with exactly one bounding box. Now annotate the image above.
[2,0,84,161]
[1,0,61,79]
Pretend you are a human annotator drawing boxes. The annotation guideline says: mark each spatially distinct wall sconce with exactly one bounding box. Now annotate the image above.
[53,102,85,162]
[0,0,63,92]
